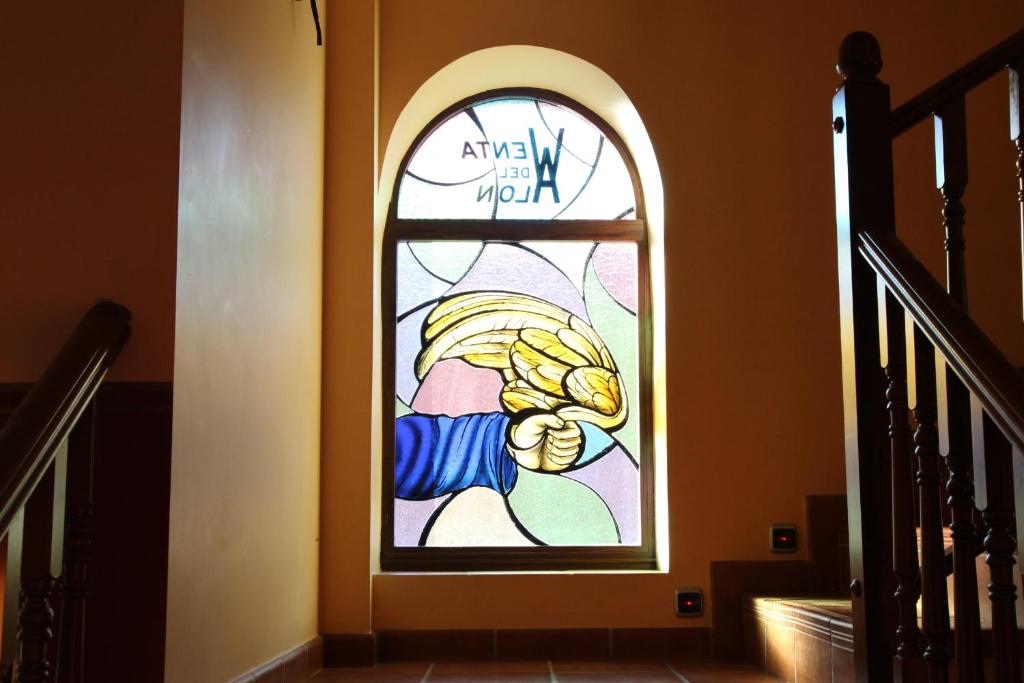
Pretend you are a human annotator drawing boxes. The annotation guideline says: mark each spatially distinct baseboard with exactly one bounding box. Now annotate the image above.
[324,632,376,667]
[322,628,709,666]
[231,635,324,682]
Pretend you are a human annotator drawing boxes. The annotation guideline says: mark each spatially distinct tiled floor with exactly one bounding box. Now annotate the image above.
[314,660,780,682]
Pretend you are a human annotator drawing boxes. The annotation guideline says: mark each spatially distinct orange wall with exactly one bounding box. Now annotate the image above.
[0,2,182,382]
[322,0,1024,633]
[321,0,378,635]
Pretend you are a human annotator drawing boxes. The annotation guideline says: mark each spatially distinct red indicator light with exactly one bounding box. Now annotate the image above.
[771,526,797,552]
[676,589,702,617]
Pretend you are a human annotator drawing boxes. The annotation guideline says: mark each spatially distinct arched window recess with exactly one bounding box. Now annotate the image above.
[382,88,654,571]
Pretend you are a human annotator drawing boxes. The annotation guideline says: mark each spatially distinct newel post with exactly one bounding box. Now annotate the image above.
[832,31,898,682]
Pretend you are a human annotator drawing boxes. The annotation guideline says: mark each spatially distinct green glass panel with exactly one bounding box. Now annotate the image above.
[507,467,619,545]
[583,259,639,462]
[395,397,413,418]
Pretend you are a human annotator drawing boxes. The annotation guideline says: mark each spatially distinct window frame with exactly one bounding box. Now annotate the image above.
[380,88,655,571]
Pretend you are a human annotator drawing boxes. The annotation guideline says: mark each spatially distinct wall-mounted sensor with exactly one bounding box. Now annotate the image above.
[675,588,703,617]
[770,524,798,553]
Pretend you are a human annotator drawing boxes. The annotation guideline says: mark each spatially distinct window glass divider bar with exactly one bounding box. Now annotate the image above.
[389,219,645,242]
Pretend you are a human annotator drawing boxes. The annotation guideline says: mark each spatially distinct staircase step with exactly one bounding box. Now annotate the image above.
[744,596,853,683]
[744,594,1024,682]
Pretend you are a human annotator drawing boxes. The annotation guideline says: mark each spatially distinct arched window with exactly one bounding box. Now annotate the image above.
[382,89,653,570]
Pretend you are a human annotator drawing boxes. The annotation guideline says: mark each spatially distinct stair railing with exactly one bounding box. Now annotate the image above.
[0,302,131,683]
[833,29,1024,682]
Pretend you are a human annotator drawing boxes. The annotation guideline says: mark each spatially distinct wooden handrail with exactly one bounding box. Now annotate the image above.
[890,29,1024,137]
[0,302,131,538]
[857,229,1024,451]
[836,28,1024,678]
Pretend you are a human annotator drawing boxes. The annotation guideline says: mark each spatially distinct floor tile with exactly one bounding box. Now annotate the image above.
[315,660,781,682]
[552,661,670,673]
[432,661,550,674]
[315,673,424,682]
[428,675,551,683]
[555,674,681,683]
[669,661,781,682]
[314,662,430,682]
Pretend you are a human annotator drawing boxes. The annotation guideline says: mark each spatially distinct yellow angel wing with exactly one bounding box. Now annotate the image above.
[414,291,628,432]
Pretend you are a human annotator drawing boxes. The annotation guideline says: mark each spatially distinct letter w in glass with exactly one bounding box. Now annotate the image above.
[528,127,564,203]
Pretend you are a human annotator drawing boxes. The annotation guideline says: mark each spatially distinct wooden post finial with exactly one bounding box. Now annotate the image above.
[838,31,883,81]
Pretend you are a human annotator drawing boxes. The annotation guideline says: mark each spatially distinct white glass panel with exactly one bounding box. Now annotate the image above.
[396,96,636,220]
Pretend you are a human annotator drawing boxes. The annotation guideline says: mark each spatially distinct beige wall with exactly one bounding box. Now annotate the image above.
[166,1,325,680]
[321,0,1024,633]
[0,2,182,382]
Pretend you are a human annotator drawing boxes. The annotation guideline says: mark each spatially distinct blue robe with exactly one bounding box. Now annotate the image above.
[395,413,517,500]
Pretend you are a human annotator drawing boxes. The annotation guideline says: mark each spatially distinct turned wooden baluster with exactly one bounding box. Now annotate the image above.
[17,456,61,683]
[972,399,1021,683]
[1012,60,1024,320]
[933,95,984,681]
[2,511,24,683]
[937,459,952,527]
[936,96,969,307]
[879,282,924,678]
[936,366,984,679]
[907,321,951,682]
[55,403,95,683]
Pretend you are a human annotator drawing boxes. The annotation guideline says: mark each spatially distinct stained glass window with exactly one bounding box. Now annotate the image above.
[384,90,651,570]
[397,96,636,220]
[394,240,641,547]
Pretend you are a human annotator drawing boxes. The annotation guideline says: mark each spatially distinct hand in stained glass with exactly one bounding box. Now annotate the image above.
[507,414,582,472]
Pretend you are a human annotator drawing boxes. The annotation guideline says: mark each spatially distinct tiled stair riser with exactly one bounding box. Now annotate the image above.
[743,597,853,683]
